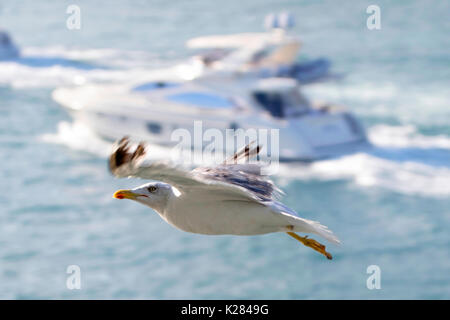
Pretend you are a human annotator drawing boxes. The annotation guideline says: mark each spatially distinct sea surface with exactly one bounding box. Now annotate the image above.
[0,0,449,299]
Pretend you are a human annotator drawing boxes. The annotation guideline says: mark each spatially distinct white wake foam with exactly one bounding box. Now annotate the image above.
[368,124,450,149]
[277,153,450,197]
[40,121,112,157]
[0,62,151,88]
[40,121,189,162]
[22,46,163,68]
[303,80,450,126]
[0,46,168,88]
[275,124,450,197]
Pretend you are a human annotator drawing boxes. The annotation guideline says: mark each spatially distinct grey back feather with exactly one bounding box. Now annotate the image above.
[194,143,283,201]
[193,165,282,201]
[109,137,283,201]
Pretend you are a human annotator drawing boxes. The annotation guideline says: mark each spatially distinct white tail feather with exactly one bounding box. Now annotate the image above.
[295,217,341,244]
[268,201,340,244]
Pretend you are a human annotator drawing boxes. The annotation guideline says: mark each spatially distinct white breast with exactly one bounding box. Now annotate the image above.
[160,195,285,236]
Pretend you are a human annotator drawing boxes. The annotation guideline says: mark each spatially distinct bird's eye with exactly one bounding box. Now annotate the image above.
[147,186,157,193]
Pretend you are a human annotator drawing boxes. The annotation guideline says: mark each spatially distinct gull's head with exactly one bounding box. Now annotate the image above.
[113,182,179,212]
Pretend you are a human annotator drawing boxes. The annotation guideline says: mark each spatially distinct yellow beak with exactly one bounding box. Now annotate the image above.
[113,189,139,200]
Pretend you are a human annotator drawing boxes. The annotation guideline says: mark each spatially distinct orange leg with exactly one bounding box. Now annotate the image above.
[286,232,333,260]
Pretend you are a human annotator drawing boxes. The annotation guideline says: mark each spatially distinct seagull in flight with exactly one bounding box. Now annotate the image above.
[109,137,340,259]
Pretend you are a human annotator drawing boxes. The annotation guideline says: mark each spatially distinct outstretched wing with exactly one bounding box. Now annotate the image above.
[109,137,204,187]
[108,137,281,202]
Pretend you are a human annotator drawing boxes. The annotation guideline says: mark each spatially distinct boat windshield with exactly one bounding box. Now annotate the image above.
[167,92,234,109]
[0,33,11,46]
[252,89,310,118]
[198,49,231,66]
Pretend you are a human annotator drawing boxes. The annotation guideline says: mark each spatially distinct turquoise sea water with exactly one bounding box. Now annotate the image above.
[0,0,449,299]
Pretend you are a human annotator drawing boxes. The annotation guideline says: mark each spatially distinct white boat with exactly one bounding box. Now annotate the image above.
[178,30,330,84]
[144,14,331,84]
[52,77,368,161]
[0,30,19,60]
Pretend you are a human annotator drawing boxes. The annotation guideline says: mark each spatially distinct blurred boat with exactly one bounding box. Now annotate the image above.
[139,13,331,84]
[52,13,365,161]
[52,77,368,161]
[165,29,331,84]
[0,30,19,60]
[183,30,331,84]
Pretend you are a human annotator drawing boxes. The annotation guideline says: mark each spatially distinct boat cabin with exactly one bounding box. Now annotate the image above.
[0,32,12,46]
[251,78,311,118]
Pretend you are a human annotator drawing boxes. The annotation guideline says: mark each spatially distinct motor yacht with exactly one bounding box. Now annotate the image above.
[171,28,331,84]
[0,30,19,60]
[138,13,331,84]
[52,77,368,161]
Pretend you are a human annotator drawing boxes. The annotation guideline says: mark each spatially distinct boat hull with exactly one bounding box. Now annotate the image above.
[52,83,369,162]
[60,105,368,162]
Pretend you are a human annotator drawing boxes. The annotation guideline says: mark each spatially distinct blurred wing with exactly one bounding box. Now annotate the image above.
[194,140,283,200]
[109,137,204,187]
[108,137,277,202]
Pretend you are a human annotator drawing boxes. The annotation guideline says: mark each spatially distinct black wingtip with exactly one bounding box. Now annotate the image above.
[225,141,263,164]
[108,137,147,174]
